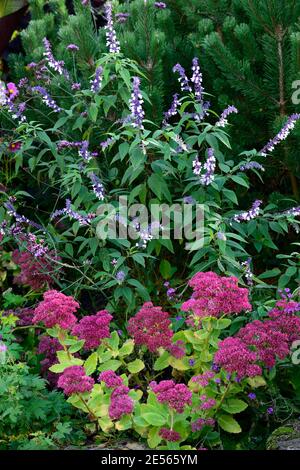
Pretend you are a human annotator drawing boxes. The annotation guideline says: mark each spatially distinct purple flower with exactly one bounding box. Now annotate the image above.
[173,63,192,92]
[129,77,145,129]
[32,86,61,112]
[155,2,167,9]
[18,77,28,88]
[232,200,262,223]
[116,270,126,282]
[191,58,203,102]
[71,82,81,91]
[0,343,7,353]
[240,161,265,172]
[89,172,105,200]
[51,199,95,226]
[104,2,121,54]
[90,66,103,93]
[216,105,238,127]
[200,148,216,185]
[6,101,27,123]
[183,196,195,204]
[100,137,115,150]
[267,407,274,415]
[175,315,183,321]
[217,231,226,241]
[115,13,130,23]
[167,287,176,299]
[192,155,202,176]
[67,44,79,52]
[248,392,256,400]
[43,38,67,76]
[189,359,196,366]
[78,140,92,161]
[280,206,300,217]
[260,114,300,156]
[163,93,180,126]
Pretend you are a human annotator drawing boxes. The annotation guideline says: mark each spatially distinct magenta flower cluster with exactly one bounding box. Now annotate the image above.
[98,370,124,388]
[58,365,94,396]
[214,299,300,378]
[33,290,79,329]
[109,385,134,420]
[127,302,173,352]
[150,380,192,413]
[191,417,215,432]
[214,337,262,379]
[12,249,55,291]
[181,271,251,319]
[191,371,215,387]
[72,310,112,350]
[159,428,181,442]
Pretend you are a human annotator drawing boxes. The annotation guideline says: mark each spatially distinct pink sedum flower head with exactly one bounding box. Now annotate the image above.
[181,271,251,318]
[72,310,112,350]
[159,428,181,442]
[237,320,290,368]
[150,379,192,413]
[127,302,173,353]
[58,365,94,396]
[98,370,124,388]
[214,337,262,379]
[33,290,79,329]
[12,249,56,291]
[109,385,134,420]
[268,299,300,343]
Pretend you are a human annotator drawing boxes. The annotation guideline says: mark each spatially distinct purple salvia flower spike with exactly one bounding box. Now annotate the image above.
[105,2,121,54]
[129,77,145,129]
[260,113,300,156]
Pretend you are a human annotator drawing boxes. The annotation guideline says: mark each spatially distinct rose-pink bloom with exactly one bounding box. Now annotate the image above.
[127,302,173,352]
[182,271,251,318]
[72,310,112,350]
[214,337,262,379]
[150,379,192,413]
[109,385,134,420]
[159,428,181,442]
[33,290,79,329]
[57,365,94,396]
[98,370,123,388]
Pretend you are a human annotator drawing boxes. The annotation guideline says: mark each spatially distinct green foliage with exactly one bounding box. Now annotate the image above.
[0,363,84,449]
